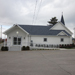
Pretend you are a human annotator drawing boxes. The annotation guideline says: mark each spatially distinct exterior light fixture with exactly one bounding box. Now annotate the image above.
[16,31,19,34]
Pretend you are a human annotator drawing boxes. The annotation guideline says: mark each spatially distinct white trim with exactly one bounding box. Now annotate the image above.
[57,31,68,36]
[60,38,64,42]
[13,36,22,46]
[50,22,73,34]
[30,35,69,37]
[3,25,29,35]
[17,25,29,35]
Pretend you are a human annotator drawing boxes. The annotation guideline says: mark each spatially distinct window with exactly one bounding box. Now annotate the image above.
[30,40,33,46]
[13,37,21,45]
[18,37,21,45]
[44,38,47,42]
[13,37,17,45]
[61,38,64,42]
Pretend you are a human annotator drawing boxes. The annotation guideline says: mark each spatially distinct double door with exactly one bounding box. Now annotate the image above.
[13,37,21,45]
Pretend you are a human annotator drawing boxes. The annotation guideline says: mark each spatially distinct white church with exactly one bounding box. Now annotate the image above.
[4,15,73,51]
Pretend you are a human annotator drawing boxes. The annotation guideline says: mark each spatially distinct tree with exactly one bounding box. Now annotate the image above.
[48,17,58,25]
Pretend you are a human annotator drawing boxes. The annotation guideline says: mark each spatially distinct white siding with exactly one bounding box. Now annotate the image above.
[7,26,29,47]
[51,23,72,35]
[31,35,72,45]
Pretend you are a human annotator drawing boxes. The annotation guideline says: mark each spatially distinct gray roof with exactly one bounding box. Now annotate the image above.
[19,25,71,36]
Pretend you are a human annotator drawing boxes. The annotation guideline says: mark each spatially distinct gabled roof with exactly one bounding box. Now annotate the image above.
[50,22,73,34]
[3,25,29,34]
[19,25,71,36]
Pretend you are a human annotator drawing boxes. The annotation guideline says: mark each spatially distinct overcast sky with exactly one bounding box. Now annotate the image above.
[0,0,75,38]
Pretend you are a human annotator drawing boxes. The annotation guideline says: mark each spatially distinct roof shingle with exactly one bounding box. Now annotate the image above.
[19,25,70,36]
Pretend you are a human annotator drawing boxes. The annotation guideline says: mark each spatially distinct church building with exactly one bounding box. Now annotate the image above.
[4,15,73,51]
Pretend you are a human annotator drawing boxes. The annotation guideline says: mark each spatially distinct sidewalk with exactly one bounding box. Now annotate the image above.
[60,48,75,50]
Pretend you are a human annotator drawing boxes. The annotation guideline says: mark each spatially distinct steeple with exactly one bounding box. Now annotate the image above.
[61,12,65,25]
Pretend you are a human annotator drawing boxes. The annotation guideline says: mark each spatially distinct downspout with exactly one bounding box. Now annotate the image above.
[28,34,31,46]
[27,35,29,46]
[30,35,31,47]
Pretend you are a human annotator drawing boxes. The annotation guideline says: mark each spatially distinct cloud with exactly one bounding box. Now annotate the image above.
[0,0,75,37]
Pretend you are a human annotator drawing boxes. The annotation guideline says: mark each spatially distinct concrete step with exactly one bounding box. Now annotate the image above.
[9,46,21,51]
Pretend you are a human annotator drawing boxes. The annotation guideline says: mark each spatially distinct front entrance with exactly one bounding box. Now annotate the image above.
[9,37,21,51]
[13,37,21,45]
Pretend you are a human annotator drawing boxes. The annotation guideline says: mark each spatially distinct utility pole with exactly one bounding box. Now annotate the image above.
[74,28,75,38]
[1,25,2,39]
[0,25,2,43]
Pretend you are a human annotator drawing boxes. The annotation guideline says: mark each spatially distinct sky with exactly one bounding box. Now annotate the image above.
[0,0,75,38]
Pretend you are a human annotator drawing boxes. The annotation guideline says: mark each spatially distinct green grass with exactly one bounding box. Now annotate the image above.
[65,47,75,49]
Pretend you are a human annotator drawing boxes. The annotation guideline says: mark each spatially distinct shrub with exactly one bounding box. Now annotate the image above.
[59,44,62,48]
[61,44,63,48]
[72,44,75,47]
[57,45,59,48]
[66,44,69,48]
[26,46,30,50]
[44,44,45,47]
[69,44,72,48]
[41,44,43,47]
[47,45,48,47]
[21,46,30,51]
[59,44,73,48]
[1,46,8,51]
[35,44,38,47]
[5,46,8,51]
[64,44,66,48]
[1,46,4,51]
[59,44,65,48]
[38,44,40,47]
[21,46,26,51]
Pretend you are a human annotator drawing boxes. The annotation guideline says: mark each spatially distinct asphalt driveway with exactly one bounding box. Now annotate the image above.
[0,50,75,75]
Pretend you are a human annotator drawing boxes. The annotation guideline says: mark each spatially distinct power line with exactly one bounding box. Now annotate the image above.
[32,0,38,24]
[35,0,42,24]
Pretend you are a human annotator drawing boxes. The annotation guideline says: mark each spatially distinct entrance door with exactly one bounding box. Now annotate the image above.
[13,37,21,45]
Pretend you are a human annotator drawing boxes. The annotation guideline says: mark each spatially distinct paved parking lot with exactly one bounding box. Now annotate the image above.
[0,50,75,75]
